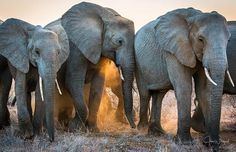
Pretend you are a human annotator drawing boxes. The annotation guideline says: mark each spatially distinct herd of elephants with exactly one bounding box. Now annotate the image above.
[0,2,236,151]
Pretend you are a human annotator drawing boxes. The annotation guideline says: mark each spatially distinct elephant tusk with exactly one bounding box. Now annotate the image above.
[118,67,125,81]
[227,70,235,87]
[204,68,217,86]
[39,76,44,101]
[55,79,62,95]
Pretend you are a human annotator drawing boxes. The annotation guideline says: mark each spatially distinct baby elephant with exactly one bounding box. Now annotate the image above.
[0,18,69,141]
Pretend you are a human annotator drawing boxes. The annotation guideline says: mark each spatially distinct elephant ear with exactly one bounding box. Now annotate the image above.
[155,14,196,68]
[0,18,35,73]
[61,3,104,64]
[45,19,70,71]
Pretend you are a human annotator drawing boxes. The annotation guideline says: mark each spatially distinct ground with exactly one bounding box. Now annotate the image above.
[0,89,236,152]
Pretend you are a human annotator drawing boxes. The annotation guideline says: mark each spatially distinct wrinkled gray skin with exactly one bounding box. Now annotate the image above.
[0,20,12,129]
[135,8,230,151]
[191,21,236,134]
[0,19,69,141]
[61,2,135,131]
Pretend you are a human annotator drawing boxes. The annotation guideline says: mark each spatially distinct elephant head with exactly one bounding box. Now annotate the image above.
[155,8,231,150]
[61,2,135,128]
[0,18,69,141]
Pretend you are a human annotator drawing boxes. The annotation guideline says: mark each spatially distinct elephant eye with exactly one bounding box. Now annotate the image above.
[118,39,123,45]
[35,48,40,56]
[57,49,60,55]
[198,36,204,43]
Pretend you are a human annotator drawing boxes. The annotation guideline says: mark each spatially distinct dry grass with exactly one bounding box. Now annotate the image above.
[1,89,236,152]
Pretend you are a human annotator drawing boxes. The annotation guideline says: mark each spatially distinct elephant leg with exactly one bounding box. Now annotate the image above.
[65,52,88,132]
[87,71,105,132]
[0,70,12,128]
[33,83,45,135]
[167,55,192,144]
[148,91,167,136]
[15,71,33,139]
[193,70,210,144]
[136,70,150,130]
[137,91,151,130]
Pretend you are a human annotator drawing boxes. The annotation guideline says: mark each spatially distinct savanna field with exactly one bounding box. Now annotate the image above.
[0,85,236,152]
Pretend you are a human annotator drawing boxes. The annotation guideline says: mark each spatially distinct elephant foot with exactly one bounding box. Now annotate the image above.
[33,125,42,136]
[174,133,193,145]
[18,122,34,139]
[86,121,100,133]
[33,120,43,135]
[202,135,221,151]
[202,135,210,147]
[68,118,87,132]
[0,111,10,129]
[137,121,149,130]
[87,125,100,133]
[0,119,10,129]
[148,123,166,136]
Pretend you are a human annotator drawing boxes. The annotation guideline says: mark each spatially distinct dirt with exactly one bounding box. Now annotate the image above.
[1,90,236,152]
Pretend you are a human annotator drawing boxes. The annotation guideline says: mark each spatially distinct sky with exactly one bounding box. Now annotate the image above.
[0,0,236,31]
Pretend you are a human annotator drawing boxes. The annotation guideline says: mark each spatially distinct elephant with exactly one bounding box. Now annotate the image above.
[135,8,231,151]
[53,57,129,127]
[0,18,69,141]
[0,20,13,129]
[60,2,135,131]
[191,21,236,133]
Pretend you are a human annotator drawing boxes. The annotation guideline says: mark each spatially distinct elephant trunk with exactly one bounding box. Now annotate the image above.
[121,66,136,128]
[39,66,56,141]
[205,60,226,150]
[118,44,136,128]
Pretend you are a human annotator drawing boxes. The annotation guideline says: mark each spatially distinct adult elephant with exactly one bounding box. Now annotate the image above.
[0,18,69,141]
[191,21,236,133]
[135,8,231,151]
[61,2,135,131]
[0,19,12,129]
[53,57,130,126]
